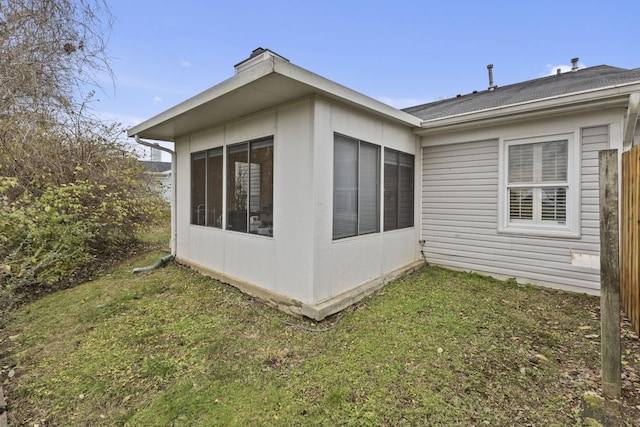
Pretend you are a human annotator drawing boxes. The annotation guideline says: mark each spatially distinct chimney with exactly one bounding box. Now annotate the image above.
[150,147,162,162]
[487,64,496,90]
[234,47,289,74]
[571,57,579,71]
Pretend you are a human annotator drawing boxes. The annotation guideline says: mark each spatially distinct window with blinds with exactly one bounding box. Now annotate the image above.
[507,139,568,226]
[384,148,414,231]
[333,134,380,240]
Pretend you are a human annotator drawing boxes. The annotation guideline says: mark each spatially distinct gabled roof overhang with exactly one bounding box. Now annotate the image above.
[414,83,640,136]
[128,57,421,142]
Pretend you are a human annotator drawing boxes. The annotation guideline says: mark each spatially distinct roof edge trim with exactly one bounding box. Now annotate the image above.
[127,59,279,139]
[128,57,421,140]
[272,61,422,127]
[414,81,640,134]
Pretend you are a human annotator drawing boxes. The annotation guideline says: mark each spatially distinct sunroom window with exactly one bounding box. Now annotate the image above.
[190,147,223,227]
[226,137,274,236]
[333,134,380,240]
[384,148,414,231]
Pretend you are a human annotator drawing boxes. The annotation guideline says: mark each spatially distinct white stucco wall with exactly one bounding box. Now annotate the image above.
[175,99,314,303]
[174,96,420,309]
[312,100,421,303]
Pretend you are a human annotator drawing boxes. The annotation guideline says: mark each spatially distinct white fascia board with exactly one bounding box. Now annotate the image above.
[128,58,421,140]
[273,61,422,127]
[127,59,279,139]
[414,82,640,135]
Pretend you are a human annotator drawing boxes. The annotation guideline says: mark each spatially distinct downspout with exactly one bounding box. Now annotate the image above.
[135,135,177,256]
[623,92,640,147]
[133,254,174,273]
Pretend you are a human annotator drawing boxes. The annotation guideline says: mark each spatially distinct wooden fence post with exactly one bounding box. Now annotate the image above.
[599,149,621,398]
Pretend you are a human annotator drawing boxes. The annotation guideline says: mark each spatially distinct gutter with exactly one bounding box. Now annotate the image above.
[135,135,177,256]
[415,81,640,135]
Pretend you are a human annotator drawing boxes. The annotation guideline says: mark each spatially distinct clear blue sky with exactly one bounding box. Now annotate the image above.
[94,0,640,158]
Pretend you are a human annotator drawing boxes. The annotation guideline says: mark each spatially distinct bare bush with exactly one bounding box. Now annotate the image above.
[0,1,167,305]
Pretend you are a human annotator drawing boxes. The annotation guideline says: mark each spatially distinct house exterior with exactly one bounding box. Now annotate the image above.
[141,159,172,201]
[408,64,640,294]
[128,48,640,319]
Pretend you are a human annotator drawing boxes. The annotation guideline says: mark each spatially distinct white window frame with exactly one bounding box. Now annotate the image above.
[498,133,580,238]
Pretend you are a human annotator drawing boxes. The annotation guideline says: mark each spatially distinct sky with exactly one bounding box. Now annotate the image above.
[92,0,640,160]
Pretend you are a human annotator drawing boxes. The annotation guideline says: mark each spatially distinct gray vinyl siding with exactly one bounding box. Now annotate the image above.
[422,126,607,293]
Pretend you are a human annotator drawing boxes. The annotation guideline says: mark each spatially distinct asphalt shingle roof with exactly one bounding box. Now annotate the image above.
[403,65,640,121]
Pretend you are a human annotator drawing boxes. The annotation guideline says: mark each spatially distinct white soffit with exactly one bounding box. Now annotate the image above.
[128,59,420,141]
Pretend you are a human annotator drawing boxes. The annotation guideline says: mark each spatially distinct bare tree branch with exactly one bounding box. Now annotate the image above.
[0,0,115,194]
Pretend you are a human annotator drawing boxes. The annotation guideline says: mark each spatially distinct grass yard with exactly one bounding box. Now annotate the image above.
[1,243,639,425]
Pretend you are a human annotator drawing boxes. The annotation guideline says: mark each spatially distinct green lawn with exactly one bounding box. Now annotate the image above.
[1,247,639,426]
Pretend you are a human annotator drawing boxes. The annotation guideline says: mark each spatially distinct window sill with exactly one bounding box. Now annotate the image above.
[190,224,223,230]
[332,232,381,243]
[498,225,580,239]
[382,226,416,234]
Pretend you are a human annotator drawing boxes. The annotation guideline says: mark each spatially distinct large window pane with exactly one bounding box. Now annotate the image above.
[191,148,223,228]
[226,137,274,236]
[227,143,248,232]
[191,152,206,225]
[398,152,414,228]
[249,138,274,236]
[359,142,380,235]
[384,150,398,231]
[384,148,414,231]
[206,148,223,227]
[333,135,358,239]
[333,134,381,239]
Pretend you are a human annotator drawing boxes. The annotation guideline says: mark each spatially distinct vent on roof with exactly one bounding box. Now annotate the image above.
[571,57,579,71]
[487,64,497,90]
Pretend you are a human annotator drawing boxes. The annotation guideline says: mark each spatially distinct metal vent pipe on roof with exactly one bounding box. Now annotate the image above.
[487,64,496,90]
[571,57,579,71]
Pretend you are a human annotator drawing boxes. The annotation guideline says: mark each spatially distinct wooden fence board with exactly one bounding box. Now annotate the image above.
[600,149,621,397]
[621,145,640,335]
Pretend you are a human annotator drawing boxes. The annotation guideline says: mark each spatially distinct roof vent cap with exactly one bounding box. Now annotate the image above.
[571,57,579,71]
[487,64,497,90]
